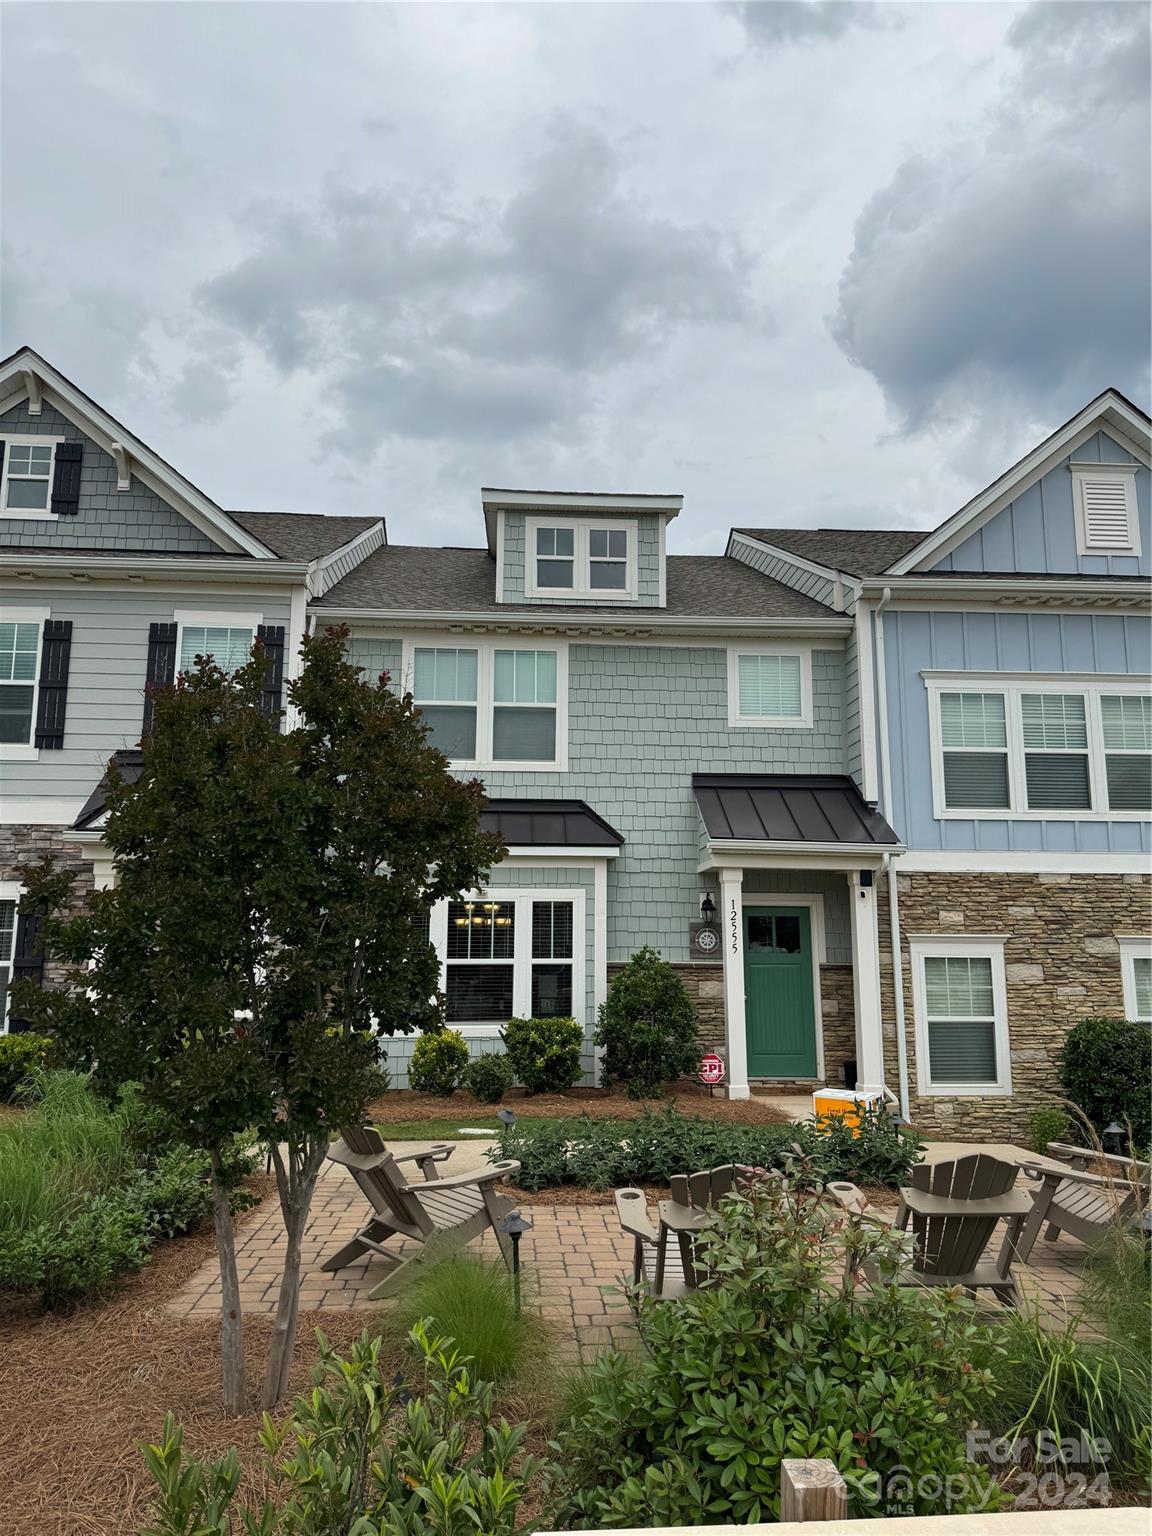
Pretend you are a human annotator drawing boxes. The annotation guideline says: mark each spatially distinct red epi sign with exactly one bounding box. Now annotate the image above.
[698,1052,725,1085]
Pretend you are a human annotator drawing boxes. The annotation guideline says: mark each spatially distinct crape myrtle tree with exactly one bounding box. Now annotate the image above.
[11,626,502,1412]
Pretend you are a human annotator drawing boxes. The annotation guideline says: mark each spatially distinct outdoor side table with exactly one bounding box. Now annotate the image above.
[655,1199,711,1296]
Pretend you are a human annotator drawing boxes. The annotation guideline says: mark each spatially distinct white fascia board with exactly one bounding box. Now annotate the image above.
[308,607,852,640]
[0,349,274,559]
[482,489,682,515]
[888,396,1152,576]
[306,520,387,598]
[701,838,903,864]
[896,850,1152,875]
[501,845,619,859]
[0,554,308,585]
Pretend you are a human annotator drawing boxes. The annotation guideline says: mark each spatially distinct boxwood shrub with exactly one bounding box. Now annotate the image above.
[501,1015,583,1094]
[1059,1016,1152,1152]
[409,1029,469,1096]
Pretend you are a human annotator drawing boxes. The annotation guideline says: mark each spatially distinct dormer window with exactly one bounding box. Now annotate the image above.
[1072,464,1141,556]
[525,517,637,600]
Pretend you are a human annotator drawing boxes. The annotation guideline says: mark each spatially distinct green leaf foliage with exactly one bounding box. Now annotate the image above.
[491,1102,922,1192]
[594,946,700,1098]
[1027,1106,1070,1156]
[464,1052,514,1104]
[552,1172,1005,1525]
[139,1323,554,1536]
[409,1030,470,1096]
[1059,1017,1151,1152]
[501,1016,583,1094]
[0,1033,55,1102]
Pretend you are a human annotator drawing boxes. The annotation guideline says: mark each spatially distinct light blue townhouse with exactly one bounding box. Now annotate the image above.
[1,347,1148,1141]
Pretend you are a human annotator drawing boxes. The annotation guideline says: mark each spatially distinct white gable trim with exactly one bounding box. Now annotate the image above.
[0,349,274,559]
[888,393,1151,576]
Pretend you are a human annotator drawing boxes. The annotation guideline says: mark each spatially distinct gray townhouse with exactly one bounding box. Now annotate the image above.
[1,347,1148,1141]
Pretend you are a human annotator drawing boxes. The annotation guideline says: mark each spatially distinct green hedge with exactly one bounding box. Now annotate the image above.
[489,1103,922,1191]
[0,1033,55,1103]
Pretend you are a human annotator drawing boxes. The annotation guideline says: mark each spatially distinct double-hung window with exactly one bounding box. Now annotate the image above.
[1120,939,1152,1024]
[406,640,566,768]
[1,438,57,514]
[433,889,582,1032]
[727,646,812,728]
[0,617,43,748]
[929,676,1152,817]
[526,519,637,600]
[0,895,17,1030]
[911,937,1010,1096]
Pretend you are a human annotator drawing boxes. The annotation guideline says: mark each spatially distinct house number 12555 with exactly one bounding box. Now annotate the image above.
[729,900,739,953]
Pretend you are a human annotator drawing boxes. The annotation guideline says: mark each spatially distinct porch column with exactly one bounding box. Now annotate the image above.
[849,870,885,1093]
[719,867,749,1099]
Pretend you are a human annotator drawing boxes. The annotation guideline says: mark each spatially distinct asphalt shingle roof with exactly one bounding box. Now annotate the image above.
[312,546,836,617]
[228,511,382,561]
[735,527,926,577]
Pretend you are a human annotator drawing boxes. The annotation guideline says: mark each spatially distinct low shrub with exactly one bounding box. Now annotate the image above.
[491,1102,922,1192]
[553,1170,1003,1524]
[391,1254,539,1382]
[409,1029,469,1096]
[1028,1105,1069,1155]
[143,1142,259,1240]
[501,1015,583,1094]
[140,1323,552,1536]
[464,1051,513,1104]
[1059,1017,1151,1151]
[0,1032,55,1102]
[3,1186,153,1310]
[594,946,700,1098]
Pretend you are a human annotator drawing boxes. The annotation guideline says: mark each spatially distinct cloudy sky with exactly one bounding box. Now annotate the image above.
[2,1,1148,552]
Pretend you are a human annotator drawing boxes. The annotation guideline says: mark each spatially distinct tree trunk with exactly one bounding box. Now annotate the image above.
[208,1146,247,1414]
[261,1129,328,1409]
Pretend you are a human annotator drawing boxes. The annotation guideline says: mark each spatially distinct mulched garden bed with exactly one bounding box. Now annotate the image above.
[368,1081,796,1125]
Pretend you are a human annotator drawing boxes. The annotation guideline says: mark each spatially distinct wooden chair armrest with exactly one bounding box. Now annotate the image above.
[400,1160,520,1193]
[1047,1142,1151,1176]
[1024,1163,1122,1191]
[615,1188,659,1244]
[392,1143,456,1179]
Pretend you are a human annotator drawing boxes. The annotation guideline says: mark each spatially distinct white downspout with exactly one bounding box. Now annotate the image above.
[874,585,910,1121]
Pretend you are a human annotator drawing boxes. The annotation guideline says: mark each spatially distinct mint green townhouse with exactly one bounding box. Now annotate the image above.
[309,490,902,1096]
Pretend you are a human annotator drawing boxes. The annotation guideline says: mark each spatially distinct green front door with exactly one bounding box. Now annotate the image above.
[743,906,817,1078]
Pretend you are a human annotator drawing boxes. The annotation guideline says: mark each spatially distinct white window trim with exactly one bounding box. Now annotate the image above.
[1071,464,1141,557]
[430,886,586,1037]
[0,879,21,1032]
[0,606,50,761]
[173,610,263,674]
[726,643,814,729]
[925,672,1152,821]
[1119,937,1152,1023]
[0,435,64,521]
[523,516,638,601]
[400,635,568,771]
[910,934,1011,1098]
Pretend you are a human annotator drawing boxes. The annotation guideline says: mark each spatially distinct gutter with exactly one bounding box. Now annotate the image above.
[858,576,1151,604]
[874,585,911,1121]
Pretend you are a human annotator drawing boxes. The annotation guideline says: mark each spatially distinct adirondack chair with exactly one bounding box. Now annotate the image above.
[614,1164,743,1298]
[323,1125,522,1299]
[828,1151,1033,1306]
[1015,1142,1152,1263]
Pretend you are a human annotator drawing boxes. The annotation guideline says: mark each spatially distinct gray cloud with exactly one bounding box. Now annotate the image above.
[727,1,884,46]
[830,1,1151,429]
[197,119,754,453]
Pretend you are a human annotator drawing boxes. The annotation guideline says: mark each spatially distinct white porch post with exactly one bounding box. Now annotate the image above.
[719,867,749,1099]
[849,870,885,1093]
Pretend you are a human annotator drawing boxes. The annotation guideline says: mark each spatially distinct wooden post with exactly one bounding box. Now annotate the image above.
[780,1458,848,1522]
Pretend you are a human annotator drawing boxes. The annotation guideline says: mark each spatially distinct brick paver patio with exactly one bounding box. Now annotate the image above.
[167,1144,1090,1362]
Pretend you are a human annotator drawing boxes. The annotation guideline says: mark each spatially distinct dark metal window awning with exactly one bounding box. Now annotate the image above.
[692,774,902,850]
[481,799,623,851]
[73,750,145,830]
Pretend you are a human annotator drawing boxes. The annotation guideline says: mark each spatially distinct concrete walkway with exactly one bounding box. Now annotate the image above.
[167,1139,1091,1361]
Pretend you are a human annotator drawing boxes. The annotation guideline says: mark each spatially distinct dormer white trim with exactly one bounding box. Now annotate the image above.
[0,347,276,559]
[887,390,1150,576]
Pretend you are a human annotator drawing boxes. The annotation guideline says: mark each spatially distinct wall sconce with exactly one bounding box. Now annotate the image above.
[700,891,717,922]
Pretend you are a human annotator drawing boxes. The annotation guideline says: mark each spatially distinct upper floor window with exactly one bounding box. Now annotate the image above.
[525,518,637,600]
[174,611,260,677]
[1072,465,1140,556]
[727,645,812,729]
[0,620,41,746]
[928,674,1152,819]
[1,438,56,514]
[407,639,566,769]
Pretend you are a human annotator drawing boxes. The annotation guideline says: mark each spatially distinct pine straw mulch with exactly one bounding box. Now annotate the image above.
[369,1081,796,1125]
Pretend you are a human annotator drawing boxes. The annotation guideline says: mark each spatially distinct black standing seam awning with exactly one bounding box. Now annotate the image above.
[692,774,901,848]
[481,799,624,848]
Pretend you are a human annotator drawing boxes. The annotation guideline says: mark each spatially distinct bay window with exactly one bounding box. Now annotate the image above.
[405,639,566,768]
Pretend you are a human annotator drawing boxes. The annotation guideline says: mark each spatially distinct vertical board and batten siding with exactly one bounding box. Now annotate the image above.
[728,534,845,610]
[0,403,220,553]
[500,511,663,606]
[1,584,296,803]
[931,433,1150,577]
[883,607,1152,853]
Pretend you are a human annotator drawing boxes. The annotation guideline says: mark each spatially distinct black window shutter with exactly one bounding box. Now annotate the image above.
[50,440,83,516]
[257,624,286,725]
[142,622,178,736]
[34,620,73,749]
[8,911,45,1034]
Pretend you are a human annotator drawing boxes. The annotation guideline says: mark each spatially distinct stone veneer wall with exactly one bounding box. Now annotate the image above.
[608,960,856,1092]
[0,827,95,1000]
[877,870,1152,1142]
